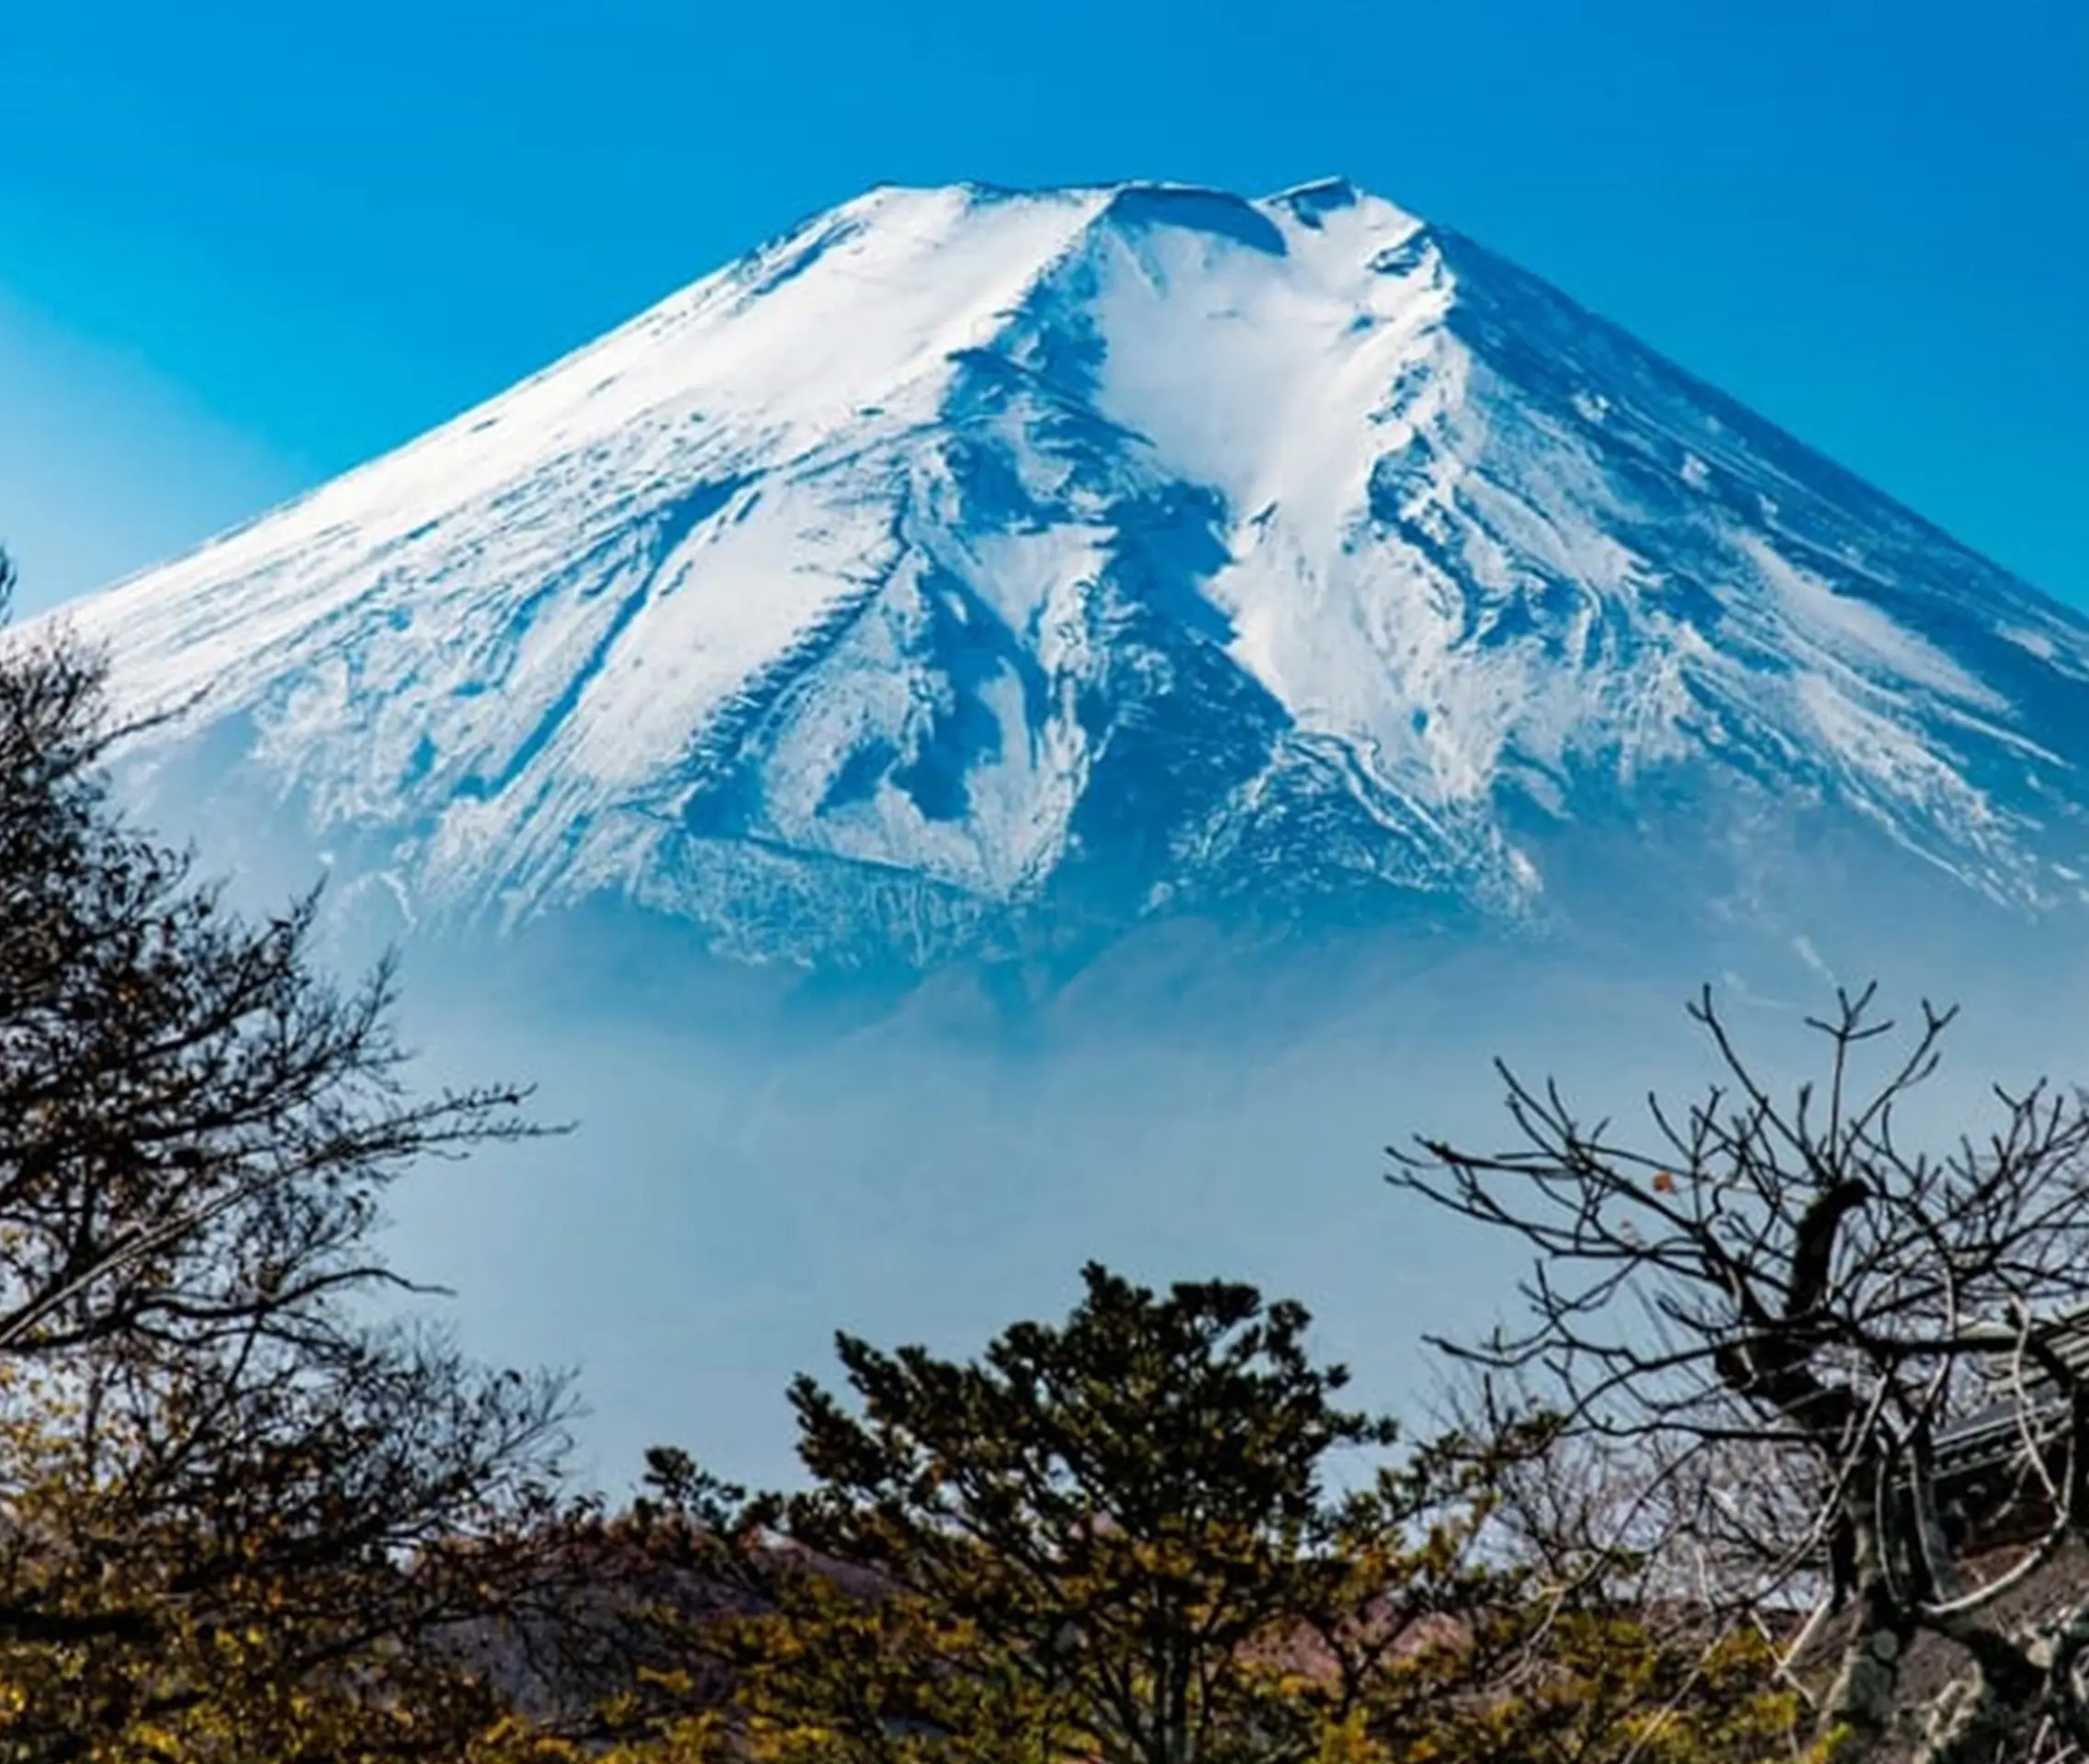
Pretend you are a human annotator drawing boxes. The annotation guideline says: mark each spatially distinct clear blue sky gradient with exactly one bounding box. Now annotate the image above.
[2,0,2084,612]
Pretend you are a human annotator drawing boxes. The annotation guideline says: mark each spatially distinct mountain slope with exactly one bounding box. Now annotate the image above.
[46,178,2089,967]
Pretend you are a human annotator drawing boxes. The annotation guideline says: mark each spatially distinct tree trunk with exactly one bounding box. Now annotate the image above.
[1822,1498,1915,1763]
[1824,1614,1914,1760]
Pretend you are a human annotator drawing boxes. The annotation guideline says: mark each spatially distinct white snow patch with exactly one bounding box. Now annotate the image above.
[1743,537,2008,712]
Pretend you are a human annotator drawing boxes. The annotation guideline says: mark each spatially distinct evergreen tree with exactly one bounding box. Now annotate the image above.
[607,1264,1811,1764]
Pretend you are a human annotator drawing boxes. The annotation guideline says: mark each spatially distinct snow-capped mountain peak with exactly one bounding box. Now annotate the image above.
[42,178,2089,965]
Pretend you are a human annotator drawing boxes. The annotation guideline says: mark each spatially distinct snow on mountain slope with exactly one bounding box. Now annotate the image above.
[43,178,2089,966]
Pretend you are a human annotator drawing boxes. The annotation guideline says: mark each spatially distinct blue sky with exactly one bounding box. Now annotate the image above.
[2,0,2084,614]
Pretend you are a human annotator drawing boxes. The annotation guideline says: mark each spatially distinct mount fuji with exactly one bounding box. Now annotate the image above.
[37,178,2089,1481]
[43,177,2089,989]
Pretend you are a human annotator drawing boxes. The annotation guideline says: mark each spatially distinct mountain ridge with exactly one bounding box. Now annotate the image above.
[39,176,2089,971]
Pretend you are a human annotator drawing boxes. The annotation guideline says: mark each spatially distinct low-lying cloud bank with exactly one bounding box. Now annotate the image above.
[364,894,2089,1493]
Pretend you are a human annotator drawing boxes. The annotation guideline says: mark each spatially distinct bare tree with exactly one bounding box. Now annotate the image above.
[1390,983,2089,1764]
[0,553,581,1758]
